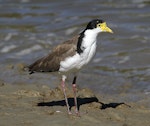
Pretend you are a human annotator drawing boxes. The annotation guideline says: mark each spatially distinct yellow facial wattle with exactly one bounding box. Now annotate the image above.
[97,22,113,33]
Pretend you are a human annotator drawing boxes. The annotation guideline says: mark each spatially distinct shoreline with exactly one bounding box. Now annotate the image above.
[0,80,149,126]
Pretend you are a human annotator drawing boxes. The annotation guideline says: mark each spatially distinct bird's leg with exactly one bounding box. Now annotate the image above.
[72,76,79,115]
[61,75,72,115]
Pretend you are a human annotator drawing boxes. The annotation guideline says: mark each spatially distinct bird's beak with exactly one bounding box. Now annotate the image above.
[98,22,113,33]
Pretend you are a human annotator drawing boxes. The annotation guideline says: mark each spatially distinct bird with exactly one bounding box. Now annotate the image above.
[28,19,113,115]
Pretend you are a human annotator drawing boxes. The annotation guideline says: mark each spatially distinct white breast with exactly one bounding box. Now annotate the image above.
[59,28,100,73]
[59,43,96,72]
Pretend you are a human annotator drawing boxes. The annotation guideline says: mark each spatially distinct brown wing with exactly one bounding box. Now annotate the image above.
[28,35,79,74]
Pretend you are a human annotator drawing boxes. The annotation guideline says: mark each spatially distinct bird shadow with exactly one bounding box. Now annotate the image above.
[37,97,129,110]
[99,102,130,109]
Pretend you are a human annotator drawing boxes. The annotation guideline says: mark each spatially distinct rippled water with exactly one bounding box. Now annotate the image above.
[0,0,150,102]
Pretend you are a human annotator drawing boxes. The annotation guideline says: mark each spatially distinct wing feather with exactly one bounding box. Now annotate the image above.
[28,35,79,74]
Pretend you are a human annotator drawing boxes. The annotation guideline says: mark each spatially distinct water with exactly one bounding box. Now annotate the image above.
[0,0,150,103]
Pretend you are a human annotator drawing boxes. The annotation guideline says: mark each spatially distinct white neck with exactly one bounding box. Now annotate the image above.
[82,28,101,48]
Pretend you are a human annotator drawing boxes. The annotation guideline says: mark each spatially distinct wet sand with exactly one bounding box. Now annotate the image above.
[0,80,149,126]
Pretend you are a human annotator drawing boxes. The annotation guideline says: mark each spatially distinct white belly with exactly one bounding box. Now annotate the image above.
[59,43,96,72]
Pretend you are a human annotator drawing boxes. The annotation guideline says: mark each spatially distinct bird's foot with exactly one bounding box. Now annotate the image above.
[67,110,80,117]
[75,111,81,117]
[67,110,72,115]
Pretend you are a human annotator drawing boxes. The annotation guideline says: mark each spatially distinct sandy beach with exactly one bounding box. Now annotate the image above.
[0,79,149,126]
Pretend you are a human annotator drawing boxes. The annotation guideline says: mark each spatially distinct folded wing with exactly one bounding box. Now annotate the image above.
[28,36,79,74]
